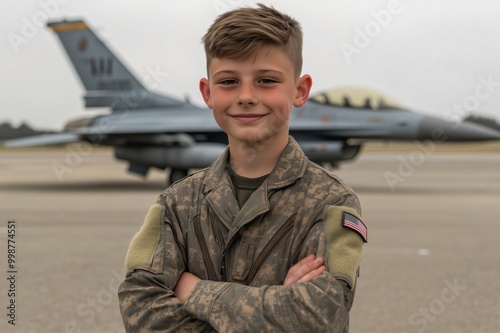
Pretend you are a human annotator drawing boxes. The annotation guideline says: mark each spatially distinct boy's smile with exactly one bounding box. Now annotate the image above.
[199,45,312,149]
[231,113,268,123]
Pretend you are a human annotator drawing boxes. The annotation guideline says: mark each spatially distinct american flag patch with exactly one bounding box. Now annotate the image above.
[342,212,368,242]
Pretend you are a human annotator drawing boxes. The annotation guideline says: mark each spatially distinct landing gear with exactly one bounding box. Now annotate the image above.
[168,168,188,185]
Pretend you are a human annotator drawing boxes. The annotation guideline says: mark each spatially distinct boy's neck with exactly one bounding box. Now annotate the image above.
[228,135,289,178]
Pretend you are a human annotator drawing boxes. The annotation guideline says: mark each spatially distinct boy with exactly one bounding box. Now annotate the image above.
[118,4,367,332]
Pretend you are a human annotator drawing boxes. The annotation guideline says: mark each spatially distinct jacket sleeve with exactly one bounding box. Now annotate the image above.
[183,194,365,333]
[118,196,216,333]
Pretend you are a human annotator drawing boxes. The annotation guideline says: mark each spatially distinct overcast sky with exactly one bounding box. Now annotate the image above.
[2,0,500,130]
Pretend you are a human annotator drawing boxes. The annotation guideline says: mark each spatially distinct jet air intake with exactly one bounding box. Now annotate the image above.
[114,143,227,170]
[298,142,361,164]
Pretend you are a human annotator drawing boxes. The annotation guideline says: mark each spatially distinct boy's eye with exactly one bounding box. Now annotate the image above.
[259,78,277,84]
[219,79,237,85]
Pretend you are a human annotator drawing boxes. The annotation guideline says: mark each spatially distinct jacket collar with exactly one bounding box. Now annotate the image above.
[202,136,309,236]
[202,136,308,194]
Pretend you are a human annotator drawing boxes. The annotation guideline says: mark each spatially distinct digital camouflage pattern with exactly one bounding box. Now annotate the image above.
[118,137,363,332]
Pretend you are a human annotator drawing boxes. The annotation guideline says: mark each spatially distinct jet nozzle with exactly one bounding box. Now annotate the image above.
[417,116,500,142]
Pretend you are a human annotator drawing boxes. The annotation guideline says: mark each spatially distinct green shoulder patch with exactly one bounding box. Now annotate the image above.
[324,205,366,289]
[125,203,163,272]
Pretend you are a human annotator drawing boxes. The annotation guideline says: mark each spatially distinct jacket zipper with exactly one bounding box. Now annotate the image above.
[193,216,218,281]
[220,239,234,282]
[220,254,226,282]
[244,214,296,285]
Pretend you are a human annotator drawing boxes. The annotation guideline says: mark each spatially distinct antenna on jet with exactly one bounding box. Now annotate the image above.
[184,94,191,105]
[343,96,351,107]
[378,98,387,109]
[363,98,372,109]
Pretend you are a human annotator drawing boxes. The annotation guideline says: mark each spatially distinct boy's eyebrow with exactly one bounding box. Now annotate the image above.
[212,69,285,77]
[211,70,238,77]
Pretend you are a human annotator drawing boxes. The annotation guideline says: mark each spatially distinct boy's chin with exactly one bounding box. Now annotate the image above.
[231,131,286,146]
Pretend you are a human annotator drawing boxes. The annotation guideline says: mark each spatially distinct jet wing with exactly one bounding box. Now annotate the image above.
[71,110,222,135]
[4,133,80,148]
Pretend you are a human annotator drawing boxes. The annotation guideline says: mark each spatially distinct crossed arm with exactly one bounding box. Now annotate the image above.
[119,202,357,332]
[174,254,326,303]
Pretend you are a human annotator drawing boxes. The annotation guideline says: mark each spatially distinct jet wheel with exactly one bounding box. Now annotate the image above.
[169,169,188,185]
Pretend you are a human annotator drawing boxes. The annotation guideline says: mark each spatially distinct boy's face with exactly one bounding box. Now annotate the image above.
[199,45,312,147]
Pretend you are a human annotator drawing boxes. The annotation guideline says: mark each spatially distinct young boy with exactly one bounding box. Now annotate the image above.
[118,4,367,332]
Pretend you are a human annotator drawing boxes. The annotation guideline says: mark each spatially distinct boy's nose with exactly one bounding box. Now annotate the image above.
[237,82,257,105]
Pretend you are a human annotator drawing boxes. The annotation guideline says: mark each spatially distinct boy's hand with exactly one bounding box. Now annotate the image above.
[174,272,201,304]
[283,254,326,287]
[174,255,325,302]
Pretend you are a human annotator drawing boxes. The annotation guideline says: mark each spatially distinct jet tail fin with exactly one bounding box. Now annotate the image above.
[48,20,185,110]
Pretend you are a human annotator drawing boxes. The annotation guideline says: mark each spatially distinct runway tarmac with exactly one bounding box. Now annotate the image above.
[0,145,499,333]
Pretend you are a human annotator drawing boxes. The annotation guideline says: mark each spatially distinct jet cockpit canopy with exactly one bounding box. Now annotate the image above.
[310,87,405,110]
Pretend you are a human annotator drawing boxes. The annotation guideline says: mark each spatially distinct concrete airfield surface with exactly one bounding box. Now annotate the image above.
[0,143,499,333]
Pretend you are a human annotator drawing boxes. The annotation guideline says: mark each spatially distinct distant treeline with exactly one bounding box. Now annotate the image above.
[463,114,500,132]
[0,122,47,140]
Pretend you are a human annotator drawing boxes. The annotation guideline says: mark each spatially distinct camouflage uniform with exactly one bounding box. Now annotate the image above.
[119,137,366,332]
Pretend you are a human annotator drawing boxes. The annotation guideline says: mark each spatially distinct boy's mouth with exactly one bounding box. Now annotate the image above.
[231,114,267,123]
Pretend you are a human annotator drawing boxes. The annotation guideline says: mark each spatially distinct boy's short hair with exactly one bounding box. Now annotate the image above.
[202,3,303,77]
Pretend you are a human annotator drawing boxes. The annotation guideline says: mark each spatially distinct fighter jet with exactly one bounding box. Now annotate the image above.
[6,19,500,184]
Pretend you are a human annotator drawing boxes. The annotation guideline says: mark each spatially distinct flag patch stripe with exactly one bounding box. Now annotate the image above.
[342,212,367,242]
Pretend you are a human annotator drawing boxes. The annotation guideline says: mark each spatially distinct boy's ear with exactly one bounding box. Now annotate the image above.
[293,74,313,108]
[199,78,213,109]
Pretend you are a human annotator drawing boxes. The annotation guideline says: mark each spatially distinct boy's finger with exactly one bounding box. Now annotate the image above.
[284,256,313,286]
[284,256,324,286]
[287,254,315,276]
[297,265,326,284]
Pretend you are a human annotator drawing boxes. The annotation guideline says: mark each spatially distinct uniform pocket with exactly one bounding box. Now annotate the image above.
[231,237,254,282]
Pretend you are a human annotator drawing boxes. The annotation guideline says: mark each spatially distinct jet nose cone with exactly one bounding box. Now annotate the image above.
[417,116,500,141]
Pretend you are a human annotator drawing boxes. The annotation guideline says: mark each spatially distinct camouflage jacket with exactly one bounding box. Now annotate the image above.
[119,137,364,332]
